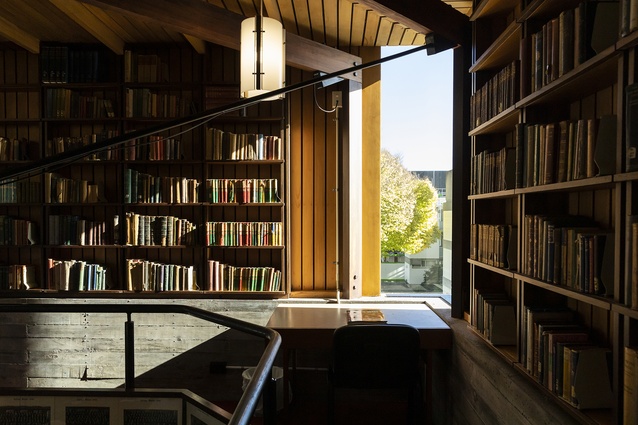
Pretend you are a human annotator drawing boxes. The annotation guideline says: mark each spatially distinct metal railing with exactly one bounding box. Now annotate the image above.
[0,303,281,425]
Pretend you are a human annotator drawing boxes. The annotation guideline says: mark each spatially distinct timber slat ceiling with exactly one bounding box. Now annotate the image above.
[0,0,470,54]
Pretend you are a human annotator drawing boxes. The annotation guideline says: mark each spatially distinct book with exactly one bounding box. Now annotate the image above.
[632,220,638,309]
[346,309,387,324]
[626,83,638,172]
[625,346,638,425]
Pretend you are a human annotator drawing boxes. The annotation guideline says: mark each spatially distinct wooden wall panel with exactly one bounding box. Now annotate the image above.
[287,68,339,294]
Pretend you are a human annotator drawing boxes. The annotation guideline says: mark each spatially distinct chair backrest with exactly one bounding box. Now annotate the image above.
[331,323,421,390]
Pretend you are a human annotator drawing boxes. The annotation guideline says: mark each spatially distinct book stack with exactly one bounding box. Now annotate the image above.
[0,136,34,161]
[206,221,283,247]
[47,131,120,160]
[124,212,197,246]
[123,135,181,161]
[528,2,617,94]
[45,88,116,119]
[0,216,37,245]
[124,169,199,204]
[517,119,604,188]
[205,128,283,160]
[41,45,106,83]
[204,85,240,112]
[522,306,613,409]
[472,290,516,346]
[0,264,36,290]
[207,260,281,291]
[206,178,280,204]
[44,173,101,203]
[47,259,108,291]
[124,88,193,118]
[48,215,110,246]
[470,223,516,270]
[522,214,613,295]
[470,147,515,194]
[124,51,169,83]
[127,259,197,292]
[0,177,41,203]
[470,60,518,129]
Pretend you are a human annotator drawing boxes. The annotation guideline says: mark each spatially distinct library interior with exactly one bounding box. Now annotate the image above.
[0,0,638,424]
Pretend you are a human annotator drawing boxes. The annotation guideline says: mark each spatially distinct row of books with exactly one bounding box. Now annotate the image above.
[516,118,604,189]
[44,172,101,204]
[124,50,169,83]
[46,131,120,160]
[523,306,613,409]
[206,178,280,204]
[628,217,638,309]
[207,260,281,292]
[124,169,199,204]
[470,147,515,195]
[126,259,197,292]
[205,128,283,161]
[124,88,194,119]
[123,135,182,161]
[206,221,283,247]
[470,60,518,129]
[472,290,516,346]
[204,85,240,112]
[0,177,41,203]
[48,215,112,246]
[0,264,36,290]
[41,45,106,84]
[469,224,516,270]
[0,137,33,161]
[124,212,197,247]
[624,345,638,424]
[0,216,37,246]
[625,83,638,173]
[47,259,108,291]
[45,88,116,119]
[527,1,616,94]
[522,214,613,295]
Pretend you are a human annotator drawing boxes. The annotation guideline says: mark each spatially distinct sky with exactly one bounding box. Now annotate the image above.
[381,46,454,171]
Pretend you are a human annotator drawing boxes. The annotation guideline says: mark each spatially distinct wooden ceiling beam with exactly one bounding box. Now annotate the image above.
[78,0,362,82]
[355,0,468,47]
[49,0,125,55]
[0,15,40,53]
[182,34,207,55]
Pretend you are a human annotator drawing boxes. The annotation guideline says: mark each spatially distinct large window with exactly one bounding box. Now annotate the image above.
[380,46,454,297]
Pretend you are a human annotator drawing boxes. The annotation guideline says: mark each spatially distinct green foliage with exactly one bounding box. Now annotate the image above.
[380,150,441,255]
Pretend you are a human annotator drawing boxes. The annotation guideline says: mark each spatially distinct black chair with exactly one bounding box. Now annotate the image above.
[327,323,422,424]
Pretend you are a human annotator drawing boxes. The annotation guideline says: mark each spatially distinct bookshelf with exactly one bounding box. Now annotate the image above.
[469,0,638,423]
[0,42,288,298]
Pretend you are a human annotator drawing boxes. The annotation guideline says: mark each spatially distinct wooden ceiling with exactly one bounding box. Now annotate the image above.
[0,0,470,78]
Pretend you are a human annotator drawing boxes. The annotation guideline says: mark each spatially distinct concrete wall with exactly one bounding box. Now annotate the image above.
[0,298,581,424]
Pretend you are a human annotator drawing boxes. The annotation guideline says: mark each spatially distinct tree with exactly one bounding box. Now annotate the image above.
[380,149,440,255]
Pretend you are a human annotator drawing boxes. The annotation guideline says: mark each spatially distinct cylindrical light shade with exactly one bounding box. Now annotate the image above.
[240,16,285,100]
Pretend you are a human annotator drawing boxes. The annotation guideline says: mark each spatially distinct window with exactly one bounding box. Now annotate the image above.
[380,46,453,296]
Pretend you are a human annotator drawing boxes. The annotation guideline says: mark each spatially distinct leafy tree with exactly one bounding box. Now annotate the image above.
[380,149,440,255]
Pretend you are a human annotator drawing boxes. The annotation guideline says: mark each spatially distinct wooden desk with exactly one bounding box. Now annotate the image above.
[266,302,452,424]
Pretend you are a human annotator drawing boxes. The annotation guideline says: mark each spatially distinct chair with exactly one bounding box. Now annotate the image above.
[327,323,422,425]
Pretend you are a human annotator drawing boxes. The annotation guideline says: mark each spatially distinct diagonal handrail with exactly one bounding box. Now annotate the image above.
[0,302,281,425]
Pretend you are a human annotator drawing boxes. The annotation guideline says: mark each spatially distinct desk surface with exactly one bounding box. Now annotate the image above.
[267,303,452,350]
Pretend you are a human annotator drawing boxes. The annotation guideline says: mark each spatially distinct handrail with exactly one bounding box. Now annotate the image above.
[0,303,281,425]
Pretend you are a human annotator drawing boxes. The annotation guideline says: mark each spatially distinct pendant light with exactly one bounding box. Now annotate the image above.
[240,1,285,100]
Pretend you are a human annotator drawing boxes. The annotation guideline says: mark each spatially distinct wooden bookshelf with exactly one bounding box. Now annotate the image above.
[469,1,638,423]
[0,42,288,298]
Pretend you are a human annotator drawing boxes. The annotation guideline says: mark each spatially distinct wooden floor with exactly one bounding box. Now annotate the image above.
[240,369,420,425]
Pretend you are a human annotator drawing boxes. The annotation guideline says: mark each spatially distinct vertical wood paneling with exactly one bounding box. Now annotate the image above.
[287,68,339,293]
[313,86,327,290]
[300,84,315,291]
